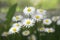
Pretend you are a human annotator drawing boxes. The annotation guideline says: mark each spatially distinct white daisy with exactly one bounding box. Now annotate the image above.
[32,14,43,22]
[22,18,35,28]
[38,27,45,32]
[8,27,20,34]
[57,20,60,25]
[52,16,60,22]
[12,15,23,21]
[44,28,55,33]
[37,9,47,15]
[23,7,35,15]
[12,22,23,28]
[22,30,30,36]
[43,19,52,25]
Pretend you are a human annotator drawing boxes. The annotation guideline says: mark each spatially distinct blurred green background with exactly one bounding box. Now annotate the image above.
[0,0,60,13]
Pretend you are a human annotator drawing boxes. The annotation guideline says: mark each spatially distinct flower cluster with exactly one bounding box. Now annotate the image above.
[2,7,60,40]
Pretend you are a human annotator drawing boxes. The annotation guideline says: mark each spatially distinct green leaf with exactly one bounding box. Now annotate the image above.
[5,3,17,31]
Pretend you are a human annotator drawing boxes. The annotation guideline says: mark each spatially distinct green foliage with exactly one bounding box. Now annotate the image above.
[0,4,17,40]
[36,0,58,10]
[0,23,5,40]
[5,3,17,31]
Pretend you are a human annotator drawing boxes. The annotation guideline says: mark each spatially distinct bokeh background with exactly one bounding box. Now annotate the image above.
[0,0,60,20]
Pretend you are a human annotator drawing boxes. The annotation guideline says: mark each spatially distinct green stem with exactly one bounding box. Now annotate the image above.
[35,22,40,40]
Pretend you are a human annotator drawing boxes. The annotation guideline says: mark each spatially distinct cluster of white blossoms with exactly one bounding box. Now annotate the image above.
[38,27,55,33]
[3,7,60,37]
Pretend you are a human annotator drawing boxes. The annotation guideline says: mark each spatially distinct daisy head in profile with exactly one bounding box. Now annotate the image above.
[38,27,45,32]
[22,30,30,36]
[57,20,60,25]
[32,14,43,22]
[12,15,23,22]
[37,9,47,15]
[12,22,23,28]
[23,7,35,16]
[22,18,35,28]
[44,28,55,33]
[2,32,9,37]
[52,16,60,22]
[43,19,52,25]
[8,27,20,34]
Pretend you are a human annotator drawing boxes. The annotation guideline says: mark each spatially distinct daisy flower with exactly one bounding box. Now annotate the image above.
[44,28,55,33]
[8,27,20,34]
[43,19,52,25]
[23,7,35,15]
[12,15,23,22]
[12,22,23,28]
[32,14,43,22]
[22,18,35,28]
[22,30,30,36]
[52,16,60,22]
[37,9,47,15]
[38,27,45,32]
[57,20,60,25]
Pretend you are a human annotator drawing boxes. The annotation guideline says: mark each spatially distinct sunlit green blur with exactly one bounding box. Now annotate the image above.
[0,0,60,13]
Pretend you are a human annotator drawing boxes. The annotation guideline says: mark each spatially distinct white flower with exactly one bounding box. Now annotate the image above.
[28,35,36,40]
[57,20,60,25]
[2,32,9,37]
[12,22,23,28]
[37,9,47,15]
[52,16,60,22]
[43,19,52,25]
[8,27,20,34]
[38,27,45,32]
[32,14,43,22]
[22,18,35,28]
[23,7,35,15]
[22,30,30,36]
[44,28,55,33]
[12,15,23,21]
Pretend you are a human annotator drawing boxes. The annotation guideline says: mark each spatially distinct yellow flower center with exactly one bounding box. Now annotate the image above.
[27,8,31,12]
[13,28,17,32]
[16,16,19,20]
[45,20,49,23]
[40,9,43,13]
[35,15,40,19]
[40,28,44,30]
[26,20,31,24]
[16,24,19,26]
[24,31,28,34]
[48,29,52,33]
